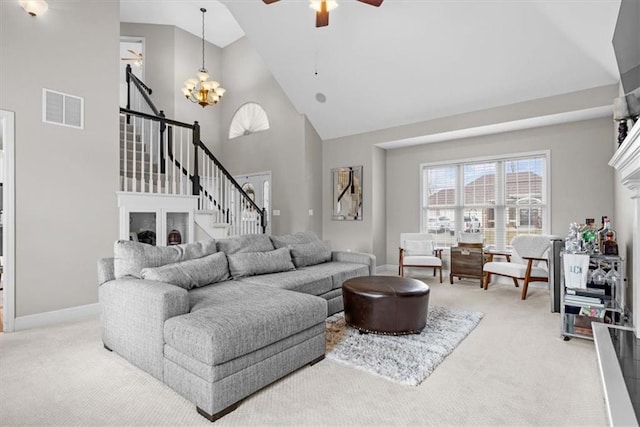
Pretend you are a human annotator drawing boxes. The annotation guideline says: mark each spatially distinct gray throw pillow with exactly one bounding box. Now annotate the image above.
[270,231,321,249]
[114,239,217,279]
[140,252,230,290]
[216,234,275,254]
[289,240,332,268]
[227,247,295,278]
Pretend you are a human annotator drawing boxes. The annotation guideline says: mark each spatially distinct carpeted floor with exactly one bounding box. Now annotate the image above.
[0,274,608,426]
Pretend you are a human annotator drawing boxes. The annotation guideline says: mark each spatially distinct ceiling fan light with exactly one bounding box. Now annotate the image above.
[19,0,48,16]
[310,0,338,12]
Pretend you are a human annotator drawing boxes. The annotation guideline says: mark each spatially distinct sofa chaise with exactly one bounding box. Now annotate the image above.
[97,232,375,421]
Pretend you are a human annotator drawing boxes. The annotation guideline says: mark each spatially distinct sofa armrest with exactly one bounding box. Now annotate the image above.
[99,278,189,381]
[332,251,376,275]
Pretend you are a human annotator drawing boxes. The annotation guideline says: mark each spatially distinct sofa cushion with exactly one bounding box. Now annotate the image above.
[227,247,295,278]
[164,281,327,366]
[270,231,321,249]
[288,240,332,268]
[140,252,230,290]
[113,239,217,279]
[216,234,274,255]
[300,261,370,290]
[238,268,333,296]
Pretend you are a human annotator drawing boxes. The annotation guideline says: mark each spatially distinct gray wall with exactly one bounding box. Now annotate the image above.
[120,23,223,155]
[305,117,323,236]
[385,117,615,264]
[0,1,119,316]
[120,23,176,118]
[173,26,223,155]
[324,85,618,266]
[221,36,315,236]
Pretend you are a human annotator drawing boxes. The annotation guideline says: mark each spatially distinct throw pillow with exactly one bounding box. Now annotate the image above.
[403,239,433,256]
[227,247,295,278]
[270,231,321,249]
[216,234,275,254]
[140,252,230,290]
[114,239,217,279]
[288,240,332,268]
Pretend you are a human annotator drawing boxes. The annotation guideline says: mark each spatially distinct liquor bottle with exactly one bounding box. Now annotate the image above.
[597,216,616,253]
[582,218,597,253]
[603,231,619,255]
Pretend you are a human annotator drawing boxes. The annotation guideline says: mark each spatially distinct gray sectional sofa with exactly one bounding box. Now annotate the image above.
[97,231,375,421]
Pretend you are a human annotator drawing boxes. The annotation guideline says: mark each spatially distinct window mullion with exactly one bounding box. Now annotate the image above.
[495,160,505,250]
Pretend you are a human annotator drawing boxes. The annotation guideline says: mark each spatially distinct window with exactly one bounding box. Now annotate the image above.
[421,153,548,249]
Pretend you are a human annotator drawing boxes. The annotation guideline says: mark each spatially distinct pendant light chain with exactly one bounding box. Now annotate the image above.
[201,8,206,71]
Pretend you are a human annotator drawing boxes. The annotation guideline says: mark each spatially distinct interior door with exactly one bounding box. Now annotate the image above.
[233,171,271,235]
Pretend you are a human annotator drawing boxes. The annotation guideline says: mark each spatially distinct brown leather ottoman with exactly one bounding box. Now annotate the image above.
[342,276,430,335]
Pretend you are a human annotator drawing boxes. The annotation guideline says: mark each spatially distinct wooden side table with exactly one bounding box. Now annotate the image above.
[449,243,485,287]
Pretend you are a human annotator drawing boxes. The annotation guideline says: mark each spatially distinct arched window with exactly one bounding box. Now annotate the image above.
[228,102,270,139]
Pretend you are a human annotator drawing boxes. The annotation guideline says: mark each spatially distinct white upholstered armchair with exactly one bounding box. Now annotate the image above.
[399,233,443,282]
[483,235,551,300]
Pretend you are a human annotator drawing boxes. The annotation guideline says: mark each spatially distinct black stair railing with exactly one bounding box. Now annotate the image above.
[122,66,266,233]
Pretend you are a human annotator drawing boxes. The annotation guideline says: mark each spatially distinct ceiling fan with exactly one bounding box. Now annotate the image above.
[263,0,383,28]
[120,49,143,67]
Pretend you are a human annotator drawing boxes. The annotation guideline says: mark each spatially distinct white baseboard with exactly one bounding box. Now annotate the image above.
[13,303,100,332]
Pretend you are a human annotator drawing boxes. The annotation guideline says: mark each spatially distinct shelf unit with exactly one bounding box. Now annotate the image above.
[117,192,198,246]
[561,253,626,341]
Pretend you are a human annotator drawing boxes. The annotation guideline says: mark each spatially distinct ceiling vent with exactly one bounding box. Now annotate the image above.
[42,89,84,129]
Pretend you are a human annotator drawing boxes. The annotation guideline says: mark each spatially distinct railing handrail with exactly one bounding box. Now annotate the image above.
[120,108,194,129]
[126,65,159,116]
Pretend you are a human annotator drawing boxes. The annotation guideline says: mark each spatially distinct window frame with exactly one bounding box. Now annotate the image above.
[420,150,550,250]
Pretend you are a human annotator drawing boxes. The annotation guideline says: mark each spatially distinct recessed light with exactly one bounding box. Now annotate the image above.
[315,92,327,103]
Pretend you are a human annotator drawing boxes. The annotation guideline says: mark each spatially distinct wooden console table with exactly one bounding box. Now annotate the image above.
[449,243,485,287]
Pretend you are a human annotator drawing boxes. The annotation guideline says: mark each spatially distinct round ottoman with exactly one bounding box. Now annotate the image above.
[342,276,430,335]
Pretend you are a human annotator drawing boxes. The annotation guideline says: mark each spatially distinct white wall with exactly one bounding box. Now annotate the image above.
[0,1,119,317]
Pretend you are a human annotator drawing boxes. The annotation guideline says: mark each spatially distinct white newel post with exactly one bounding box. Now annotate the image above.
[609,121,640,338]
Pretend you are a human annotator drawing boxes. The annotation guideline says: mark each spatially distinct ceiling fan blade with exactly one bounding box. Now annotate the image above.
[357,0,383,6]
[316,0,329,27]
[127,49,142,57]
[263,0,280,3]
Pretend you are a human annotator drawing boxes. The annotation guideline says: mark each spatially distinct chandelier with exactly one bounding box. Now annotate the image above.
[181,8,225,108]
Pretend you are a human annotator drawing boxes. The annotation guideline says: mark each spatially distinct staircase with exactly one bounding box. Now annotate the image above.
[120,65,266,237]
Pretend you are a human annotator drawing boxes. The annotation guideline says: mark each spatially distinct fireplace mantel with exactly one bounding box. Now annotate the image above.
[609,120,640,337]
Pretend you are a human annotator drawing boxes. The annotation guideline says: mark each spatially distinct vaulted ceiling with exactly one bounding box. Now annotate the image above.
[121,0,622,141]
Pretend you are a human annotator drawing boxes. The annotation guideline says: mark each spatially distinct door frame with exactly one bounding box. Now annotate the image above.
[1,110,16,332]
[234,171,272,235]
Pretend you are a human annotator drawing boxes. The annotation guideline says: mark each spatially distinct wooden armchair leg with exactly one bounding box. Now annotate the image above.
[433,268,436,277]
[439,267,442,283]
[521,279,529,300]
[512,277,520,288]
[483,272,491,290]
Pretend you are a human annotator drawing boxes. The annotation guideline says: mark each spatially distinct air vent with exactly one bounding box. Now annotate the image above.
[42,89,84,129]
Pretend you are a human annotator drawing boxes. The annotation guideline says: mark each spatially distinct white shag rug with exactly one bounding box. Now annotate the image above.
[326,306,484,386]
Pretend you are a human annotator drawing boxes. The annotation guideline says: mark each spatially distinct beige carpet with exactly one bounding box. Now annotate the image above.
[0,274,607,426]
